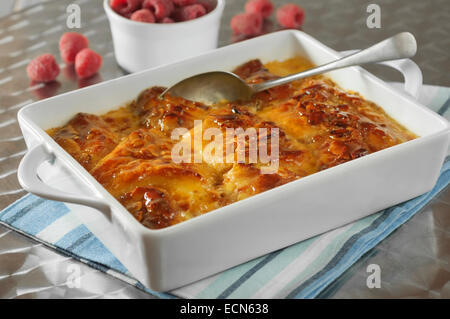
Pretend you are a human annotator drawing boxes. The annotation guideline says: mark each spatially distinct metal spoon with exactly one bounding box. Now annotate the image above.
[161,32,417,105]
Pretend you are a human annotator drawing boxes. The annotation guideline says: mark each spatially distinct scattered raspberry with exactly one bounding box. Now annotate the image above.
[75,48,103,79]
[110,0,142,16]
[276,3,304,28]
[161,17,174,23]
[59,32,89,64]
[131,8,156,22]
[173,0,196,6]
[26,54,60,83]
[143,0,174,19]
[232,17,273,43]
[230,12,263,36]
[245,0,273,19]
[174,4,206,21]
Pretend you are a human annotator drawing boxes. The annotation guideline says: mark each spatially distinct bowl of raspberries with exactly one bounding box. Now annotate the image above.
[104,0,225,73]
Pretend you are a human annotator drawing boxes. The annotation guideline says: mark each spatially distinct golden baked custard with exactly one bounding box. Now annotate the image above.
[48,57,416,229]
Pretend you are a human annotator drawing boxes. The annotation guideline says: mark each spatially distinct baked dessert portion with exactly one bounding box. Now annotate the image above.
[47,107,139,171]
[89,128,223,229]
[48,57,416,229]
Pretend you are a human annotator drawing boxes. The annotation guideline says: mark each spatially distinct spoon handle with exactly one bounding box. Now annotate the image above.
[251,32,417,93]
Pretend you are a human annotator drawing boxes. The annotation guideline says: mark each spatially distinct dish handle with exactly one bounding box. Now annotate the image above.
[18,144,111,217]
[340,50,423,99]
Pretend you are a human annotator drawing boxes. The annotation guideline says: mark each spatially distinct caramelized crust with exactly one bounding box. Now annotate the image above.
[132,86,210,132]
[48,57,416,229]
[47,113,120,171]
[89,128,222,228]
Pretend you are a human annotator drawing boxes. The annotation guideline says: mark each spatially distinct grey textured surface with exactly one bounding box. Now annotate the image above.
[220,0,450,87]
[0,0,449,299]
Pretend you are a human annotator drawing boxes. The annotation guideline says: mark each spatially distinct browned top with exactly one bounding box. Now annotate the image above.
[48,57,416,229]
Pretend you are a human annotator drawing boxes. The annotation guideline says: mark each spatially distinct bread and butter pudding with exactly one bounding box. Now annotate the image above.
[47,57,416,229]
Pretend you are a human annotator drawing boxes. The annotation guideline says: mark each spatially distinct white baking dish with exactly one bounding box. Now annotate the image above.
[17,30,450,291]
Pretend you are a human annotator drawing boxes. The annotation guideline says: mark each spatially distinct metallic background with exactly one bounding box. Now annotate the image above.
[0,0,449,298]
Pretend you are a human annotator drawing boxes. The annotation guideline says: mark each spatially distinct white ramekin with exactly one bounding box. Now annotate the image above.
[103,0,225,73]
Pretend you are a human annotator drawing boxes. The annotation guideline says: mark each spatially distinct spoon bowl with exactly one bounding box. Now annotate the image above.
[163,71,253,105]
[161,32,417,105]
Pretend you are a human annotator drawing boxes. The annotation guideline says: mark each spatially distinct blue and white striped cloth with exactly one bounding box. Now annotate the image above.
[1,84,449,298]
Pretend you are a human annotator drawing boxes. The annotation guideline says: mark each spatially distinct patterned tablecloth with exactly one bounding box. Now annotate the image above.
[0,0,449,298]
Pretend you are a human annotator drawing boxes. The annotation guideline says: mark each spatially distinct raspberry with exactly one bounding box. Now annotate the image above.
[174,4,206,21]
[75,48,103,79]
[59,32,89,64]
[143,0,174,19]
[173,0,196,6]
[230,12,263,36]
[245,0,273,19]
[110,0,127,12]
[110,0,142,16]
[161,17,174,23]
[26,54,60,83]
[276,3,304,28]
[131,8,156,22]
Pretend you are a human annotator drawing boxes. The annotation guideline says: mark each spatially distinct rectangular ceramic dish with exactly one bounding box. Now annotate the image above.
[17,30,450,291]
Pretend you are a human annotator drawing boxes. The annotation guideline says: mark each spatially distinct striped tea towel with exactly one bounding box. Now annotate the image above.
[1,84,449,299]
